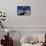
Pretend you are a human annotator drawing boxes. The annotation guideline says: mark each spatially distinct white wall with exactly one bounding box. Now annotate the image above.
[0,0,46,27]
[0,1,46,46]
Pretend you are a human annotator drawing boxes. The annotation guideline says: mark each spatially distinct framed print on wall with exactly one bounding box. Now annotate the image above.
[17,6,31,16]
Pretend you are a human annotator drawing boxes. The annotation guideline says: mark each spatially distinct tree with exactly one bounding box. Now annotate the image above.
[0,10,6,28]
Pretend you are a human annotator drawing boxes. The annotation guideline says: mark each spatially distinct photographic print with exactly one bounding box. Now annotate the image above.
[17,6,31,16]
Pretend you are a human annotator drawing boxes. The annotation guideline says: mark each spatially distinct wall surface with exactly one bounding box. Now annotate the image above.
[0,0,46,27]
[0,0,46,46]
